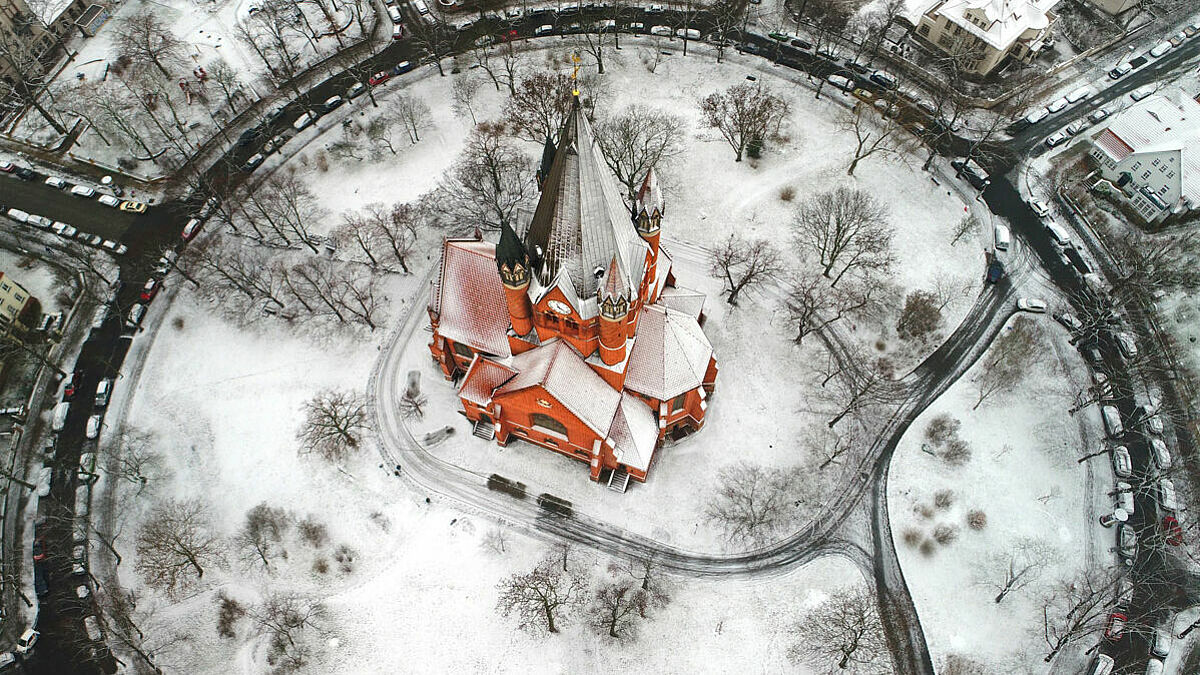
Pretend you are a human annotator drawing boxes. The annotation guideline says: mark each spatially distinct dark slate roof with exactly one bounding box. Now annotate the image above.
[495,220,527,275]
[524,101,648,315]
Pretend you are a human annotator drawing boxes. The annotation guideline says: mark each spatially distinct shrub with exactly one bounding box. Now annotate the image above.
[902,528,922,547]
[924,414,960,447]
[746,135,763,159]
[933,524,959,545]
[314,151,328,172]
[934,489,954,509]
[779,185,796,202]
[916,504,935,519]
[967,510,988,530]
[941,439,972,465]
[216,593,245,639]
[334,544,356,574]
[918,539,936,557]
[298,516,328,548]
[312,557,329,575]
[172,316,185,330]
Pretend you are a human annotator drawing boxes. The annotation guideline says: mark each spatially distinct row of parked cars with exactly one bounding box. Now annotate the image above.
[4,207,127,255]
[1109,22,1200,80]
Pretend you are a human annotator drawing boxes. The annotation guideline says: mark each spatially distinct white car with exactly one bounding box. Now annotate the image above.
[1112,445,1132,478]
[675,27,700,39]
[15,628,37,655]
[126,303,146,328]
[650,25,672,36]
[826,74,853,91]
[1130,85,1155,101]
[1030,200,1051,218]
[534,24,555,35]
[70,185,96,198]
[1149,438,1171,470]
[85,414,102,439]
[386,5,403,22]
[1116,332,1137,359]
[51,221,77,237]
[1046,97,1069,114]
[1109,61,1133,78]
[1045,132,1068,148]
[1144,415,1164,435]
[1088,108,1110,124]
[292,111,316,131]
[44,175,67,189]
[1102,405,1124,437]
[97,194,121,207]
[1017,298,1047,313]
[1149,41,1172,57]
[1024,107,1050,124]
[1065,120,1087,136]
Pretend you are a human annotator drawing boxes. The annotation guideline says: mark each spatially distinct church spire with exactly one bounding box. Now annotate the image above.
[496,220,534,336]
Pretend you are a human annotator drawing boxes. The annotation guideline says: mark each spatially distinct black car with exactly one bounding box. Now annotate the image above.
[790,37,812,50]
[265,106,287,124]
[843,60,870,75]
[13,166,34,181]
[950,159,989,190]
[236,127,262,147]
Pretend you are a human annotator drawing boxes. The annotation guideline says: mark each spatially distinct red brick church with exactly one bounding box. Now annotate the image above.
[427,100,718,490]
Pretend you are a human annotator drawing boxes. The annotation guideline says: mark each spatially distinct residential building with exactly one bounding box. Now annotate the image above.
[427,99,718,490]
[1089,93,1200,225]
[0,272,37,334]
[914,0,1060,77]
[0,0,87,85]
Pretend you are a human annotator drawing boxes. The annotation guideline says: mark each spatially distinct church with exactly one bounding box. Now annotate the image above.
[426,98,718,491]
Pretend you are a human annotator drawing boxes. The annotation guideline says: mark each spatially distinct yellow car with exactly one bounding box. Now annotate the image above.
[119,200,147,213]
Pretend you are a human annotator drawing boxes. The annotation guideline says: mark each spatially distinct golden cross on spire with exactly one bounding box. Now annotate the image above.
[571,53,581,97]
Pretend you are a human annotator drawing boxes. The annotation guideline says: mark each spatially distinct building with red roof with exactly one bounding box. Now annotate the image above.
[427,100,718,491]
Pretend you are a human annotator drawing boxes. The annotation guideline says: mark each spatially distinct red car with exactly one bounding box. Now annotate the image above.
[500,29,519,42]
[368,71,391,86]
[1163,515,1184,546]
[0,161,13,173]
[63,370,82,401]
[1104,612,1127,640]
[182,218,203,241]
[140,278,161,303]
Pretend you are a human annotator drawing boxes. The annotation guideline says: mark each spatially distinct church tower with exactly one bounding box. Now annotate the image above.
[598,257,630,366]
[634,168,664,302]
[496,220,534,336]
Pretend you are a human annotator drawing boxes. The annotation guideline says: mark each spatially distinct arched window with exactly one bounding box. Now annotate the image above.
[530,412,568,438]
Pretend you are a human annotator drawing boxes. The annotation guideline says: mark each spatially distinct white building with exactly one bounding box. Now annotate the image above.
[915,0,1060,77]
[1089,94,1200,225]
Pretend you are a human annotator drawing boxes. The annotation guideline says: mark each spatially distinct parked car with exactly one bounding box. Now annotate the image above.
[14,166,34,180]
[51,222,77,238]
[790,37,812,50]
[1030,199,1051,218]
[1149,438,1171,470]
[1065,120,1086,136]
[1130,85,1155,101]
[139,278,161,303]
[241,153,266,172]
[101,240,127,255]
[1112,445,1132,478]
[869,70,897,89]
[1117,523,1137,559]
[119,200,147,213]
[1144,415,1163,435]
[1115,332,1137,360]
[392,23,405,40]
[1148,41,1172,57]
[182,218,203,241]
[346,82,366,99]
[237,127,262,147]
[70,184,96,198]
[265,106,287,124]
[292,111,316,131]
[126,303,146,329]
[322,95,344,112]
[85,414,101,440]
[1109,62,1133,79]
[1016,298,1047,313]
[675,27,700,39]
[1088,108,1111,124]
[1045,131,1068,148]
[1103,612,1127,640]
[0,161,13,173]
[1162,515,1184,546]
[650,24,672,36]
[83,615,102,642]
[1053,312,1082,332]
[1101,405,1123,437]
[97,194,121,208]
[15,629,38,655]
[369,71,391,86]
[43,175,67,189]
[950,159,990,189]
[63,370,82,401]
[32,536,46,562]
[391,60,415,75]
[387,5,403,22]
[535,24,555,35]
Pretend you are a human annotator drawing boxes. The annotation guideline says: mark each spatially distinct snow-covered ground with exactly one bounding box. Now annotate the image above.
[890,313,1116,673]
[0,248,69,316]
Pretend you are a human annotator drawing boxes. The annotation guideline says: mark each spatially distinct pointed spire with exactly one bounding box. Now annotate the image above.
[495,220,530,288]
[598,256,630,320]
[536,134,557,190]
[635,167,664,219]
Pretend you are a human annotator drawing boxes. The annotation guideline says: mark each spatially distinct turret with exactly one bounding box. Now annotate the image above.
[536,134,557,190]
[496,221,534,336]
[634,168,664,301]
[597,257,630,366]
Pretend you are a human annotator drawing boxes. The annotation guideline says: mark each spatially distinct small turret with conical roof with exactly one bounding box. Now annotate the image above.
[536,134,557,190]
[496,220,534,336]
[598,257,630,366]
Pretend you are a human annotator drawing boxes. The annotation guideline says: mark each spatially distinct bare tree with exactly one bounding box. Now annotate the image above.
[236,503,292,570]
[208,59,247,112]
[113,12,189,79]
[1107,230,1200,302]
[108,427,166,493]
[1040,567,1120,662]
[707,234,783,307]
[395,94,432,144]
[438,122,536,232]
[253,591,325,671]
[96,587,188,674]
[704,462,800,547]
[594,105,684,199]
[577,22,615,74]
[978,537,1058,604]
[496,556,586,634]
[405,13,452,76]
[266,173,326,253]
[451,75,484,123]
[0,32,67,133]
[896,290,942,342]
[949,212,979,246]
[789,584,888,672]
[610,557,671,609]
[841,98,910,176]
[589,584,649,639]
[481,528,509,555]
[698,82,789,162]
[135,498,225,593]
[793,186,893,287]
[505,70,576,144]
[783,275,877,345]
[474,39,524,95]
[972,315,1042,409]
[296,389,370,462]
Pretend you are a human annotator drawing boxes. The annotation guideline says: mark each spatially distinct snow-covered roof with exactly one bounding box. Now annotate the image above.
[924,0,1059,50]
[1095,93,1200,205]
[634,167,664,218]
[27,0,75,25]
[430,238,512,358]
[496,339,622,437]
[525,100,649,320]
[657,286,706,320]
[625,304,714,401]
[459,356,517,407]
[607,392,658,473]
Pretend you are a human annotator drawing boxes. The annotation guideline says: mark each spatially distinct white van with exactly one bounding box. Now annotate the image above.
[1086,654,1114,675]
[1044,220,1071,246]
[5,208,29,223]
[52,401,70,432]
[1101,405,1123,437]
[1151,626,1172,658]
[994,224,1011,251]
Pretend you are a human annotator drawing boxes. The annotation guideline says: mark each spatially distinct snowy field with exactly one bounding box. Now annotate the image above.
[890,314,1116,673]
